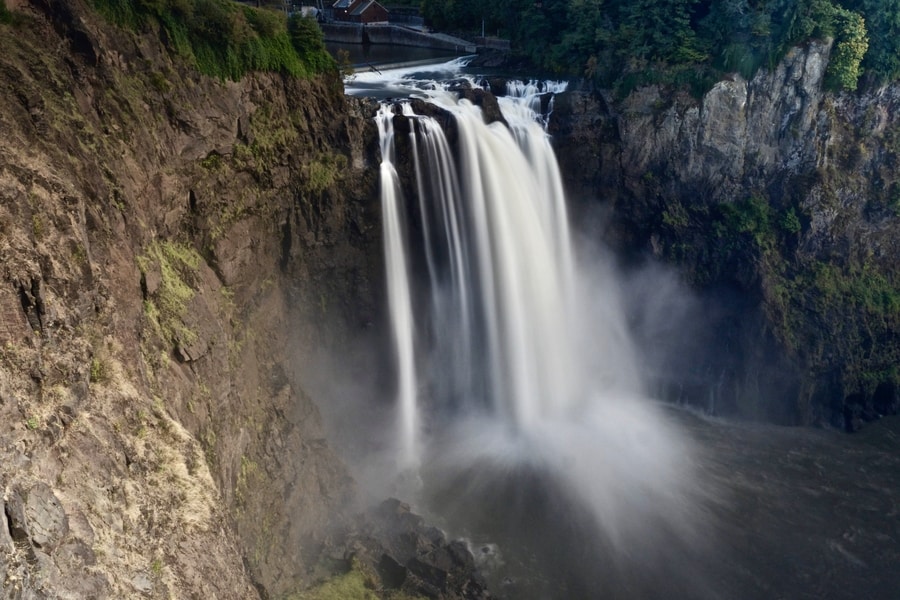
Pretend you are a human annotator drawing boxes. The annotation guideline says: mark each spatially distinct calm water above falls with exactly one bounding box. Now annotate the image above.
[356,59,900,599]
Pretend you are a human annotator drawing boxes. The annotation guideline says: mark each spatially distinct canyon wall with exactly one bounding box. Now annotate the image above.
[3,0,899,597]
[552,40,900,430]
[0,0,385,597]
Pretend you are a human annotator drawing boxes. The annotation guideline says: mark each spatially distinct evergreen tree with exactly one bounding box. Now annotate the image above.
[615,0,707,63]
[844,0,900,83]
[553,0,613,77]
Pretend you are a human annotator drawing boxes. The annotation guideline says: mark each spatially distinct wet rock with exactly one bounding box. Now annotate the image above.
[456,88,507,127]
[552,39,900,429]
[377,553,407,588]
[466,50,515,70]
[484,78,509,96]
[348,499,491,599]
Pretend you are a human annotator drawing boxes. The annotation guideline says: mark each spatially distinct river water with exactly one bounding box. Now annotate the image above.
[349,57,900,599]
[421,408,900,599]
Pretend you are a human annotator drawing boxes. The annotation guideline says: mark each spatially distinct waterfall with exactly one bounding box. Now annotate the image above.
[375,78,698,556]
[376,104,419,469]
[379,89,581,434]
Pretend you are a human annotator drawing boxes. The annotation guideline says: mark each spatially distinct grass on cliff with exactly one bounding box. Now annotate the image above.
[138,240,202,348]
[288,559,423,600]
[90,0,334,80]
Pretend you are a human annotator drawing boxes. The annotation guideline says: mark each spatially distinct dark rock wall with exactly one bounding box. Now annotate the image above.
[0,0,383,597]
[552,41,900,430]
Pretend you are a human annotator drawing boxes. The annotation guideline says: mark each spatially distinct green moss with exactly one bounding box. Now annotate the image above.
[235,454,260,508]
[89,357,109,383]
[718,195,776,251]
[661,199,690,231]
[200,152,224,171]
[88,0,335,80]
[289,568,378,600]
[808,262,900,320]
[780,207,803,235]
[247,106,298,161]
[31,214,45,240]
[138,240,202,347]
[148,70,172,93]
[304,153,347,195]
[286,559,424,600]
[150,558,164,576]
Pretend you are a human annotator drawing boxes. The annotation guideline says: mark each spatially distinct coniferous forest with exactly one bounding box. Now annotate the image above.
[422,0,898,92]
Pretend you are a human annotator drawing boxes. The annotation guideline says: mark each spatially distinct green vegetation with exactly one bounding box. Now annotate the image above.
[655,191,900,409]
[0,0,12,24]
[89,356,109,383]
[287,558,423,600]
[304,153,347,195]
[824,5,868,90]
[150,558,164,576]
[138,240,202,347]
[89,0,334,79]
[782,261,900,402]
[424,0,900,91]
[234,454,259,508]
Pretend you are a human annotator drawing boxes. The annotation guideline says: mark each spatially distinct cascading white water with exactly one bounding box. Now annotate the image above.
[376,76,700,561]
[376,104,419,469]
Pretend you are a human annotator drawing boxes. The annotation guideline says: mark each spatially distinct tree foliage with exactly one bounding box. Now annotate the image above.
[824,6,868,90]
[843,0,900,84]
[0,0,11,24]
[425,0,899,90]
[89,0,334,80]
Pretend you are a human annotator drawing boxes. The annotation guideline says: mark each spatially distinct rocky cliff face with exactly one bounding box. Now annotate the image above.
[0,0,389,597]
[3,1,896,594]
[552,40,900,431]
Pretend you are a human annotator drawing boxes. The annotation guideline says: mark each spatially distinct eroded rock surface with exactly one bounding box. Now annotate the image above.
[552,40,900,430]
[0,0,382,597]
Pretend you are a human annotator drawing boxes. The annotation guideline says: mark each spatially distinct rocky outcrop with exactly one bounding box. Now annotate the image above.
[0,0,396,597]
[552,40,900,430]
[344,499,490,600]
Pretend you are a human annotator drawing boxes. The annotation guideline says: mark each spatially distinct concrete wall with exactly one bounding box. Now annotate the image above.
[365,25,477,52]
[321,23,476,52]
[476,37,511,51]
[321,22,364,44]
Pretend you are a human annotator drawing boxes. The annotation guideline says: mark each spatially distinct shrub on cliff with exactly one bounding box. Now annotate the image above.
[0,0,13,24]
[90,0,334,80]
[824,7,868,90]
